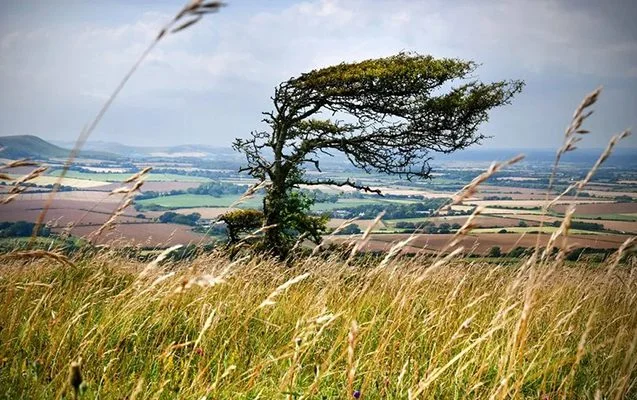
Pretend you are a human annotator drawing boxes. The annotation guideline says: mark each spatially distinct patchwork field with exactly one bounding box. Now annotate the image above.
[0,194,142,228]
[2,155,635,254]
[1,175,110,188]
[515,214,637,233]
[137,194,263,209]
[54,223,209,247]
[47,170,212,183]
[96,181,204,192]
[466,199,613,208]
[551,202,637,215]
[344,232,633,254]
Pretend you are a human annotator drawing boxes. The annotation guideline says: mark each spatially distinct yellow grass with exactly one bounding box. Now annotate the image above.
[0,249,635,399]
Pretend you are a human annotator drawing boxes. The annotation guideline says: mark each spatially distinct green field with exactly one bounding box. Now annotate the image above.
[137,194,262,209]
[311,197,418,212]
[571,213,637,222]
[48,170,211,183]
[136,194,423,212]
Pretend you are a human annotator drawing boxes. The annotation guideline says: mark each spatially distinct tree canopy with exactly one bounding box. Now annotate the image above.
[233,52,524,257]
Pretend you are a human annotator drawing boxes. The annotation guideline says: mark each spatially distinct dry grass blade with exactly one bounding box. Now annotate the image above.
[546,86,602,196]
[0,159,39,170]
[379,235,416,269]
[1,164,48,204]
[1,250,75,267]
[31,0,225,241]
[258,272,310,309]
[577,130,631,190]
[144,245,184,271]
[451,154,524,205]
[123,167,152,184]
[347,320,359,397]
[310,216,360,256]
[347,211,385,263]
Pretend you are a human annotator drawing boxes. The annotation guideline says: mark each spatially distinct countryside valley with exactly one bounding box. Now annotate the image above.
[1,134,635,260]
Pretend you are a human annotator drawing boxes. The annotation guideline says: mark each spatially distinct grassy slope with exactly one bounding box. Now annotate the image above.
[0,251,635,399]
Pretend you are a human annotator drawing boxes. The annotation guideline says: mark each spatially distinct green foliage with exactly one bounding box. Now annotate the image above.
[550,220,604,231]
[277,190,328,246]
[508,246,528,258]
[158,211,201,226]
[614,195,633,203]
[0,221,50,238]
[488,246,502,257]
[220,209,265,243]
[335,223,361,235]
[329,198,448,219]
[395,221,430,232]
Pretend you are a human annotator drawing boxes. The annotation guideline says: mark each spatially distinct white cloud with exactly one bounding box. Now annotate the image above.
[0,0,635,147]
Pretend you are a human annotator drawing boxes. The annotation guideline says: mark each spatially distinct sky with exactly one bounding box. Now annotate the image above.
[0,0,636,150]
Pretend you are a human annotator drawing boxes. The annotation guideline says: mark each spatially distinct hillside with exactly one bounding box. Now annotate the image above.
[0,135,120,161]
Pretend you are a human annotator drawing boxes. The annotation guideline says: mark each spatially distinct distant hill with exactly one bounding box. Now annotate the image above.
[12,135,635,168]
[0,135,120,161]
[64,140,242,160]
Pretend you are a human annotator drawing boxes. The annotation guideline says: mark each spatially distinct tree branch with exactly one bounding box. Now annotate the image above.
[299,178,383,195]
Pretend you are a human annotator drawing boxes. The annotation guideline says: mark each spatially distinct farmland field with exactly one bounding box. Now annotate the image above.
[551,202,637,215]
[466,199,613,208]
[514,214,637,232]
[469,226,603,235]
[1,174,111,188]
[311,196,431,212]
[54,222,210,247]
[345,232,633,254]
[385,215,539,228]
[136,194,262,209]
[47,170,212,183]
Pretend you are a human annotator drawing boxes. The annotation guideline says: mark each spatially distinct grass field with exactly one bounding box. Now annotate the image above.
[137,195,418,212]
[137,194,263,209]
[48,170,211,183]
[567,213,637,222]
[311,197,419,212]
[0,249,635,399]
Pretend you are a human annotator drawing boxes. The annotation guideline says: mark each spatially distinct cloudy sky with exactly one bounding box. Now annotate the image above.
[0,0,636,149]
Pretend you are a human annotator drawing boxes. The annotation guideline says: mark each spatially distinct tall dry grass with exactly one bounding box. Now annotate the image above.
[0,249,635,399]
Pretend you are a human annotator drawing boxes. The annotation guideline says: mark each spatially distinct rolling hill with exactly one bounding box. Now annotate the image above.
[0,135,120,160]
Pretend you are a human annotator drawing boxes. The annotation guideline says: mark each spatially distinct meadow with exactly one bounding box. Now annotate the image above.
[0,246,635,399]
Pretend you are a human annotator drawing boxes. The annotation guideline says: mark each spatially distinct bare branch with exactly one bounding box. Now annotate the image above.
[300,178,382,195]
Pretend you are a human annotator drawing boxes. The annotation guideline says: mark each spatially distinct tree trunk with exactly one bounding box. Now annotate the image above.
[263,179,288,259]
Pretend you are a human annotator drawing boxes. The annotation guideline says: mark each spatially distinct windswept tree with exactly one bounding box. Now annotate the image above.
[234,53,523,257]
